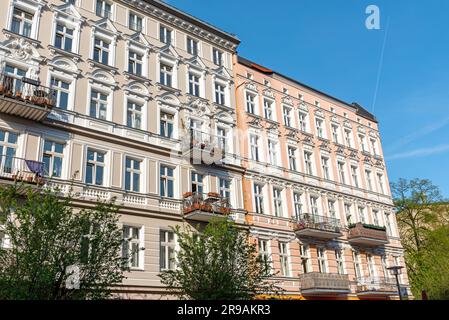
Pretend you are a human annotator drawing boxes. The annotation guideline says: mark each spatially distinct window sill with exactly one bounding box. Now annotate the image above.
[155,83,181,95]
[2,29,41,47]
[87,59,118,74]
[123,71,151,84]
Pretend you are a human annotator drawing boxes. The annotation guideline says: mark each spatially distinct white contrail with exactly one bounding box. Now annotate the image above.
[372,16,390,114]
[386,144,449,161]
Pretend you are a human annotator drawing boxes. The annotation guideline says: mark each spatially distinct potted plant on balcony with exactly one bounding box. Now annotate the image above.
[207,192,220,198]
[183,192,193,198]
[0,83,4,94]
[15,91,22,99]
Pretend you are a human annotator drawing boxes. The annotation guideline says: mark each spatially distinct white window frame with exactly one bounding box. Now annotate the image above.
[160,229,176,271]
[122,224,144,270]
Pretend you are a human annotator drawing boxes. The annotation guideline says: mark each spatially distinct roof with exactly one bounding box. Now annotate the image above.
[145,0,240,45]
[238,56,377,123]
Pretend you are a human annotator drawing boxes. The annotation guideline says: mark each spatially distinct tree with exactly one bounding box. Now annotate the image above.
[159,219,282,300]
[391,178,449,299]
[0,183,127,300]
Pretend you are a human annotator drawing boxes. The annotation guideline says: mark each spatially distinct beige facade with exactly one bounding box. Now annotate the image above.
[0,0,244,298]
[235,57,411,300]
[0,0,410,300]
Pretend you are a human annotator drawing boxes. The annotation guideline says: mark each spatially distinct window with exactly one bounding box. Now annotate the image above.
[373,210,380,226]
[160,230,175,271]
[371,138,379,156]
[268,140,277,166]
[214,83,226,105]
[344,129,353,148]
[338,162,346,184]
[315,118,324,138]
[344,203,353,224]
[365,170,373,191]
[93,37,110,65]
[247,72,253,80]
[160,64,173,87]
[273,188,283,217]
[160,165,174,198]
[263,99,273,120]
[359,134,366,152]
[250,135,259,161]
[328,200,337,220]
[128,51,143,76]
[4,65,26,94]
[219,178,231,199]
[321,157,330,180]
[191,172,203,194]
[317,248,327,273]
[125,157,141,192]
[126,101,142,130]
[212,48,223,66]
[279,242,290,276]
[96,0,112,19]
[283,88,289,94]
[0,130,18,175]
[188,73,200,97]
[377,173,385,194]
[258,239,270,266]
[160,112,174,139]
[358,207,366,224]
[159,25,172,45]
[300,244,310,274]
[187,37,198,56]
[54,23,74,52]
[129,13,142,32]
[298,112,308,132]
[122,226,141,268]
[331,124,340,143]
[43,140,63,178]
[89,90,108,120]
[335,250,345,275]
[50,77,70,110]
[85,149,105,186]
[288,147,297,171]
[254,184,264,214]
[293,192,302,220]
[367,254,376,278]
[11,8,33,37]
[304,151,313,175]
[385,213,392,236]
[382,255,389,279]
[283,106,292,127]
[351,166,359,188]
[353,251,362,279]
[310,196,319,216]
[246,93,256,114]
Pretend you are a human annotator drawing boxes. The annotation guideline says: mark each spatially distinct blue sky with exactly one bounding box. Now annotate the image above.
[165,0,449,198]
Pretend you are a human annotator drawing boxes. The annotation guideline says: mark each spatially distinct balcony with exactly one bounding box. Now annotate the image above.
[299,273,350,296]
[357,277,398,297]
[348,223,388,246]
[182,192,232,222]
[0,72,55,121]
[293,214,342,240]
[0,156,46,185]
[183,129,227,166]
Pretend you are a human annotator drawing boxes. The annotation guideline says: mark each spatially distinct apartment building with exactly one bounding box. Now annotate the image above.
[235,56,411,300]
[0,0,410,300]
[0,0,245,298]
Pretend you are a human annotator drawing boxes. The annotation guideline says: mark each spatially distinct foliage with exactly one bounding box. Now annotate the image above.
[348,223,387,231]
[159,219,283,300]
[0,183,127,300]
[391,178,449,300]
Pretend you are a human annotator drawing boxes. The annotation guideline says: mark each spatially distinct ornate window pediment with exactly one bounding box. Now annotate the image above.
[88,69,117,89]
[50,2,83,21]
[1,36,42,63]
[212,65,232,80]
[125,81,150,100]
[315,109,325,118]
[281,95,293,106]
[262,88,275,99]
[128,32,150,48]
[298,101,308,112]
[48,56,79,77]
[343,120,352,129]
[185,55,206,71]
[159,43,181,60]
[93,18,118,37]
[156,92,180,108]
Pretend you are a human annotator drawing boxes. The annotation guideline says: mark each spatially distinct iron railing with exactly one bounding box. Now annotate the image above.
[182,192,232,216]
[189,128,227,152]
[0,71,56,108]
[293,213,341,234]
[0,155,46,184]
[357,277,397,293]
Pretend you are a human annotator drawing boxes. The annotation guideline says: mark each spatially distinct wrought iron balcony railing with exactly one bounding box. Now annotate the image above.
[0,155,46,184]
[348,222,388,246]
[357,277,398,294]
[182,192,232,216]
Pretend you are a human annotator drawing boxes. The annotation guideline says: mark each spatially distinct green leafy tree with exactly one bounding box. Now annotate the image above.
[391,178,449,299]
[159,219,282,300]
[0,184,127,300]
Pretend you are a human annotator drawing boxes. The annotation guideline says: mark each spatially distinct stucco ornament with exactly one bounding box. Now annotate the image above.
[7,37,38,61]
